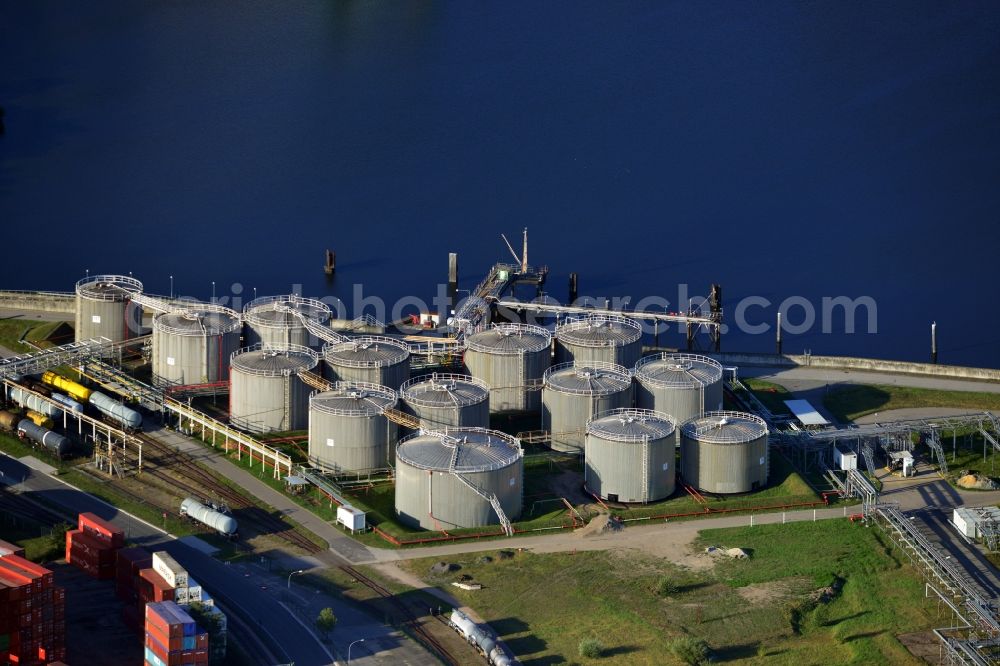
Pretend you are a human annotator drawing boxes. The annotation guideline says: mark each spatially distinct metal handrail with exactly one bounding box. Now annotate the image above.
[587,407,676,443]
[464,322,551,354]
[152,307,242,336]
[634,352,724,387]
[243,294,332,327]
[230,342,319,377]
[322,336,410,368]
[308,381,398,417]
[75,275,143,300]
[542,360,632,395]
[681,410,769,444]
[396,427,522,473]
[555,313,642,347]
[399,373,489,407]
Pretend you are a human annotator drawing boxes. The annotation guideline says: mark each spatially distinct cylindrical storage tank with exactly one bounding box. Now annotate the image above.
[229,343,319,434]
[322,336,410,389]
[243,295,333,349]
[634,353,724,425]
[181,498,238,536]
[0,411,18,431]
[585,408,677,503]
[308,382,398,473]
[400,373,490,430]
[680,411,769,494]
[151,308,242,387]
[541,361,633,453]
[464,323,551,413]
[394,427,523,530]
[74,275,143,343]
[554,314,642,367]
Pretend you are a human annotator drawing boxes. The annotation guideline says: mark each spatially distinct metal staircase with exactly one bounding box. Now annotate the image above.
[861,442,877,477]
[926,429,949,475]
[297,369,332,392]
[453,472,514,536]
[383,407,422,431]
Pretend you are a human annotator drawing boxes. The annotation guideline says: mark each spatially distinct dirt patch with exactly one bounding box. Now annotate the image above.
[897,630,941,664]
[736,579,801,605]
[573,511,611,538]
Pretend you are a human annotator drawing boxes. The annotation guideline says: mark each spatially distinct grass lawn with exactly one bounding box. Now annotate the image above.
[742,378,795,416]
[824,384,1000,423]
[0,319,70,352]
[403,520,936,665]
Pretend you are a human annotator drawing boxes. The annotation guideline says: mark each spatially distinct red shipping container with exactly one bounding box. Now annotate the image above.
[139,569,175,603]
[78,512,125,548]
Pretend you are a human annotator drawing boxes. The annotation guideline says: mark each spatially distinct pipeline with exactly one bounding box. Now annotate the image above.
[619,495,838,523]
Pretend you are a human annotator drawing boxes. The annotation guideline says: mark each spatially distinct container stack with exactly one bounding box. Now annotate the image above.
[0,554,66,665]
[66,512,124,579]
[116,547,153,633]
[144,601,209,666]
[0,538,26,558]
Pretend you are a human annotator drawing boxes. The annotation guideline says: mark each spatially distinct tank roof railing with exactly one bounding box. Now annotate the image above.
[308,381,398,417]
[633,352,724,387]
[151,304,242,335]
[230,342,319,377]
[542,360,632,394]
[587,407,677,442]
[76,274,144,300]
[243,294,333,328]
[681,410,768,444]
[396,426,523,472]
[464,322,552,353]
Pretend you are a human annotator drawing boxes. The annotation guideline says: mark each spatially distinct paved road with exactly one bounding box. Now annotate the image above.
[0,453,433,666]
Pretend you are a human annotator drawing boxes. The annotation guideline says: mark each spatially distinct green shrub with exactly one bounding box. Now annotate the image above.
[669,636,710,665]
[655,576,678,597]
[578,638,604,658]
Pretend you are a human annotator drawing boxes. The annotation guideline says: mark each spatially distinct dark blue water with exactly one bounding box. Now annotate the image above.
[2,2,999,366]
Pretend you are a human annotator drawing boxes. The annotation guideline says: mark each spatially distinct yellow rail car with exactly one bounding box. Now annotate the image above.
[41,371,92,403]
[25,410,54,429]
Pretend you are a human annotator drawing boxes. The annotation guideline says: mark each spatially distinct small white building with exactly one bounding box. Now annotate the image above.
[887,450,915,477]
[337,505,366,533]
[833,445,857,471]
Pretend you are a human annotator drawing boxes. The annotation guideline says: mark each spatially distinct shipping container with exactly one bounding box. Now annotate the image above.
[0,539,26,559]
[78,512,125,548]
[139,569,175,603]
[151,552,188,589]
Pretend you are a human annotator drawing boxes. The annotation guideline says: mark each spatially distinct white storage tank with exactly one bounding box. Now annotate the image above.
[401,373,490,430]
[152,307,242,388]
[244,295,333,349]
[680,411,769,494]
[464,323,551,413]
[308,381,398,473]
[541,361,633,453]
[554,314,642,367]
[74,274,144,343]
[229,343,319,433]
[322,336,411,389]
[585,408,677,503]
[634,353,723,425]
[394,427,523,530]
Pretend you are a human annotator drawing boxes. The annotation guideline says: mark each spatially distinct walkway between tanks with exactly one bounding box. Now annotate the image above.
[143,424,376,564]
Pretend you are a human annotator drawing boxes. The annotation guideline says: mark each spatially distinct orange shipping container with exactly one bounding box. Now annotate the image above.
[78,512,125,548]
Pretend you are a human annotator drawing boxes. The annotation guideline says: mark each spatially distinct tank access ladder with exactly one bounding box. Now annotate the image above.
[861,441,878,478]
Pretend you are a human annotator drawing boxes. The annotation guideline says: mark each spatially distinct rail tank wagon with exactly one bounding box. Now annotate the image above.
[395,428,523,531]
[229,343,318,434]
[541,361,633,453]
[17,419,70,457]
[634,353,723,425]
[8,387,59,418]
[464,323,551,413]
[243,295,332,349]
[400,373,490,430]
[74,274,143,343]
[90,391,143,430]
[308,382,398,473]
[680,411,769,494]
[181,498,237,536]
[554,314,641,368]
[152,308,242,388]
[585,408,677,503]
[322,336,410,389]
[41,371,93,403]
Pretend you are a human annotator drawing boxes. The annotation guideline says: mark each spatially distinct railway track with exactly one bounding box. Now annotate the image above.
[133,433,323,554]
[339,564,458,665]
